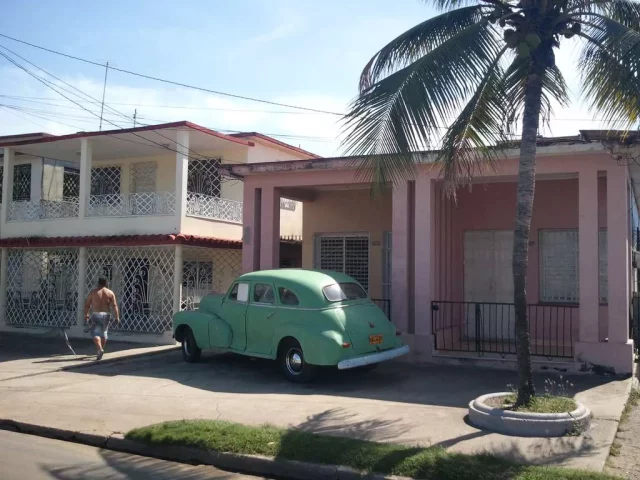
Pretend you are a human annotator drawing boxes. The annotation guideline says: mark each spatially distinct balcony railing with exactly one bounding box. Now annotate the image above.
[87,192,175,217]
[186,192,243,224]
[8,199,79,221]
[431,300,577,359]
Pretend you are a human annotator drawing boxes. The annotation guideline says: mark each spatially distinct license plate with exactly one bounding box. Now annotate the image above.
[369,334,383,345]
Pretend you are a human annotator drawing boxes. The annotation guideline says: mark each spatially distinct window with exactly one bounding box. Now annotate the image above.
[91,166,121,196]
[187,158,221,198]
[253,283,275,304]
[278,287,299,306]
[323,283,368,302]
[314,234,369,292]
[539,229,608,304]
[63,167,80,199]
[228,282,249,302]
[13,164,31,201]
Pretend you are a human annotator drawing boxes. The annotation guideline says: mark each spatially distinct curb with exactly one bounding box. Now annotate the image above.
[0,419,412,480]
[59,346,180,372]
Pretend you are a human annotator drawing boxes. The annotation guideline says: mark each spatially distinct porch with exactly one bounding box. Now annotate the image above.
[0,235,242,344]
[228,144,636,373]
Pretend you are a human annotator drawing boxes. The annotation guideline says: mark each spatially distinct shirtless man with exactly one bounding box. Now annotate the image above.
[84,278,120,360]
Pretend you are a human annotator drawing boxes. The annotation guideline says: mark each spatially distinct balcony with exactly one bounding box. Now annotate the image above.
[87,192,175,217]
[8,198,80,221]
[186,192,243,224]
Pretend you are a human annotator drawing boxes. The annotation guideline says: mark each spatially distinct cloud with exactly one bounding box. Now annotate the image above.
[248,21,301,44]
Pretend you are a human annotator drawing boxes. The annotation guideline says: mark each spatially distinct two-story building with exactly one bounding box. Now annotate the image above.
[0,121,318,344]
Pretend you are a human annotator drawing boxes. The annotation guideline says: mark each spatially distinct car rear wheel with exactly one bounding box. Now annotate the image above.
[278,339,316,383]
[182,328,202,363]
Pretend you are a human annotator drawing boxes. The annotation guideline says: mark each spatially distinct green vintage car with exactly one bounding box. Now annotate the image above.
[173,269,409,382]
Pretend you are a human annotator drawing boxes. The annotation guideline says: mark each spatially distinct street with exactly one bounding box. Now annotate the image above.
[0,430,268,480]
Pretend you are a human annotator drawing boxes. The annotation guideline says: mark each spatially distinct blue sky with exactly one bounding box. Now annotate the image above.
[0,0,603,156]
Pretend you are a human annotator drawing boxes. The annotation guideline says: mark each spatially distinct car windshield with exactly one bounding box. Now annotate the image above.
[323,282,368,302]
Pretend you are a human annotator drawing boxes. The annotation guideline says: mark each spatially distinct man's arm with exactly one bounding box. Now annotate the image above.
[84,292,92,323]
[111,292,120,323]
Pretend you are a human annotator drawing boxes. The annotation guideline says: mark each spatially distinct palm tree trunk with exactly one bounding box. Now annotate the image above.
[514,67,543,406]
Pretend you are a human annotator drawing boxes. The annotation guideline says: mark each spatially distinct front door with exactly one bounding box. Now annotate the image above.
[245,282,278,356]
[464,230,515,340]
[221,282,249,351]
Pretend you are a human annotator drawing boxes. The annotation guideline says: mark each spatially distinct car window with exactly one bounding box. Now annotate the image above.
[254,283,275,304]
[323,283,367,302]
[229,282,249,302]
[278,287,299,306]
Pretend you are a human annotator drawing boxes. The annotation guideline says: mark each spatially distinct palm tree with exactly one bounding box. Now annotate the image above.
[343,0,640,405]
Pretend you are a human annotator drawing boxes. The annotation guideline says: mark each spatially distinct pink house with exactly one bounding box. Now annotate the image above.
[224,133,638,374]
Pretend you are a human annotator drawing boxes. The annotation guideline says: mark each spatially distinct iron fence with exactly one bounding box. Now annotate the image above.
[431,300,577,358]
[372,298,391,320]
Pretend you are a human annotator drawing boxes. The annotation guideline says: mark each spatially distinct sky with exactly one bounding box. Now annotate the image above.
[0,0,613,157]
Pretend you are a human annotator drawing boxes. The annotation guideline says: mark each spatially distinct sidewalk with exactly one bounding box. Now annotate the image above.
[0,331,178,381]
[0,351,632,472]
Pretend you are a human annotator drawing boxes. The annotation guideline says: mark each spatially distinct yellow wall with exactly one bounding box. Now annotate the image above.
[302,188,391,298]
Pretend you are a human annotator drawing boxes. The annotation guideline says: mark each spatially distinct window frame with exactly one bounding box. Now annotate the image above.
[252,282,276,305]
[227,282,249,303]
[277,286,300,306]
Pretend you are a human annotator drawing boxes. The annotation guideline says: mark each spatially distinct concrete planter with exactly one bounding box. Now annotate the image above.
[468,392,591,437]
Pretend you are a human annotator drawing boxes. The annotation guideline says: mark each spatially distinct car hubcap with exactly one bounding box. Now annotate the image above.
[286,348,303,375]
[184,340,190,356]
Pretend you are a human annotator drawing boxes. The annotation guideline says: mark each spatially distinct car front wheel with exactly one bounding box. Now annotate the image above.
[182,328,202,363]
[278,339,316,383]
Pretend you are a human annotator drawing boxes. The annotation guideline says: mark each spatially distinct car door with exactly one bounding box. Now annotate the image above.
[222,281,249,351]
[245,282,278,356]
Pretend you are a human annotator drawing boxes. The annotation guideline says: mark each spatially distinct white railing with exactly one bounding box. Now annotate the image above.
[186,192,243,224]
[8,199,80,221]
[87,191,176,217]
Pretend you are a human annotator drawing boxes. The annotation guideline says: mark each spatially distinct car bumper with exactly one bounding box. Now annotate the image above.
[337,345,410,370]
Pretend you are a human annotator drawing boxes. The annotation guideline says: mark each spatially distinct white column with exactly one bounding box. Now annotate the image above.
[0,248,8,325]
[78,139,92,219]
[175,130,189,229]
[414,171,435,337]
[2,147,14,228]
[391,181,412,333]
[173,244,184,314]
[76,247,87,326]
[578,166,600,342]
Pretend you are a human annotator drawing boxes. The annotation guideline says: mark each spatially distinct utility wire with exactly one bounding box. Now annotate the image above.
[0,32,344,116]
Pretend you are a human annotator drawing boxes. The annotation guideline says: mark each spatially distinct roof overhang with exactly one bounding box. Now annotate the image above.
[0,121,253,162]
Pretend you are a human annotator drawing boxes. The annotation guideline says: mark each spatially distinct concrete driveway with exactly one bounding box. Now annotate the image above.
[0,344,631,472]
[0,332,176,380]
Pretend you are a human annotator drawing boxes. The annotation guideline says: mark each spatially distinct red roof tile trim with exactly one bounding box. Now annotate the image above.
[0,234,242,250]
[230,132,321,159]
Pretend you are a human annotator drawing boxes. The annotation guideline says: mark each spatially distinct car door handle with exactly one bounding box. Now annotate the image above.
[267,312,275,320]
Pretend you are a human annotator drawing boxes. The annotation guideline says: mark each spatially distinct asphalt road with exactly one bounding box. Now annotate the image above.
[0,429,268,480]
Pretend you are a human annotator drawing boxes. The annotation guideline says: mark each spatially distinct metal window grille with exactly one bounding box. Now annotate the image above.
[186,194,242,223]
[540,230,579,303]
[187,158,221,198]
[91,166,121,196]
[86,246,175,333]
[13,164,31,201]
[63,167,80,199]
[130,162,157,193]
[382,231,392,300]
[314,234,369,292]
[6,248,78,328]
[181,247,241,310]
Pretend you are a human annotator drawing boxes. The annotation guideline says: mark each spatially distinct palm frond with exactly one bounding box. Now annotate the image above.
[571,0,640,30]
[437,48,509,190]
[342,20,502,186]
[578,14,640,127]
[361,5,486,91]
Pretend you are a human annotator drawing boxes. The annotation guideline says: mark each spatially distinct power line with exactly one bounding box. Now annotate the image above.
[0,32,345,116]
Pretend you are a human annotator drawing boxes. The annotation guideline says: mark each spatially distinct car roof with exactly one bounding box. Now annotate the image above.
[236,269,360,307]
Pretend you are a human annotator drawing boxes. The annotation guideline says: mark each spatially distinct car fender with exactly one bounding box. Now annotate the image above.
[208,315,233,348]
[173,311,218,349]
[272,323,345,366]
